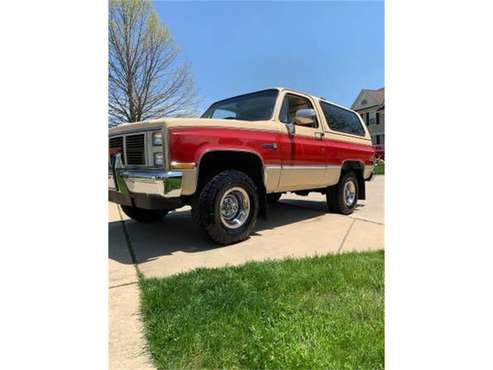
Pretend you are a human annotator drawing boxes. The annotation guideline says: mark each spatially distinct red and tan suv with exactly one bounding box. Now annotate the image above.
[109,88,375,245]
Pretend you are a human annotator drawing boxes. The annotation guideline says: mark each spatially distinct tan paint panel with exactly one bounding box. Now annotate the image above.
[181,168,198,195]
[166,118,284,133]
[110,117,285,135]
[364,165,375,179]
[294,124,323,138]
[324,166,342,187]
[264,166,282,193]
[270,164,342,193]
[109,120,164,135]
[277,166,328,192]
[324,131,372,146]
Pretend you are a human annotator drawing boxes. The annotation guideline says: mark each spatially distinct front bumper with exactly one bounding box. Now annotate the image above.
[109,154,184,209]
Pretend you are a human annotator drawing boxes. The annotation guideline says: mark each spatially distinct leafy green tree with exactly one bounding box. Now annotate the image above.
[109,0,197,124]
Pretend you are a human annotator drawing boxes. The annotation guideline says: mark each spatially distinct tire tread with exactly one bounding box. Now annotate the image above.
[326,171,358,215]
[192,170,259,245]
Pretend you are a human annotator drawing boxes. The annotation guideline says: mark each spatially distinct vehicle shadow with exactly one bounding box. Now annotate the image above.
[281,198,366,212]
[108,199,330,265]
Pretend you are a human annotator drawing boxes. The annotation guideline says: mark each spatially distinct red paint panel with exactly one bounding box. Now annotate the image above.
[294,136,325,166]
[169,127,283,165]
[325,138,375,165]
[169,127,375,167]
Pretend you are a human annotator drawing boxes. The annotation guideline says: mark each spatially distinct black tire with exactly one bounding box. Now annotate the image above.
[120,205,168,223]
[266,193,282,203]
[326,171,359,215]
[191,170,259,245]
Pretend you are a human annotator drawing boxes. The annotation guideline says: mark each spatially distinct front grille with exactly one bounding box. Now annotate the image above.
[125,134,146,165]
[109,136,124,164]
[109,136,123,149]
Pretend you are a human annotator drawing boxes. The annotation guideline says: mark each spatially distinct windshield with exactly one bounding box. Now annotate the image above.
[201,89,279,121]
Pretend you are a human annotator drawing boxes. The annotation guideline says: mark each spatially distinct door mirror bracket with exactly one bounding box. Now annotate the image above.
[286,122,295,136]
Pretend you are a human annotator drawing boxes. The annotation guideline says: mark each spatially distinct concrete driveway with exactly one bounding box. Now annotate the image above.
[108,175,384,369]
[111,175,383,279]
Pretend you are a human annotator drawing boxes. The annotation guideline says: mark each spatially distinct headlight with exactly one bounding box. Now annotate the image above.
[152,132,163,146]
[153,152,164,166]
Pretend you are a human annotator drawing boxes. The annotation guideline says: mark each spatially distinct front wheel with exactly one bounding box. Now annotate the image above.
[192,170,259,245]
[326,171,359,215]
[120,205,168,223]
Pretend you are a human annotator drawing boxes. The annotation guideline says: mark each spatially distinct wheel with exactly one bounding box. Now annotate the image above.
[326,171,359,215]
[120,205,168,223]
[266,193,282,203]
[191,170,259,245]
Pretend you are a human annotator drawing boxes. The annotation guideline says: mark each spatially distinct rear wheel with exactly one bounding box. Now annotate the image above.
[120,205,168,223]
[191,170,259,245]
[326,171,359,215]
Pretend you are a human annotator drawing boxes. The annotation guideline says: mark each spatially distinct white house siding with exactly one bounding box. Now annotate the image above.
[359,110,384,146]
[351,88,385,148]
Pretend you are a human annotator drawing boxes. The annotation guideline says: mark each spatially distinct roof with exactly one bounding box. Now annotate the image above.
[351,87,385,111]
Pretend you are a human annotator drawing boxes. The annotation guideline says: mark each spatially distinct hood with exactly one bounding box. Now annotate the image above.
[109,117,280,135]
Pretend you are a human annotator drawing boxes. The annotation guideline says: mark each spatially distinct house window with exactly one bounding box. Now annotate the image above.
[376,135,380,145]
[376,112,380,125]
[365,112,370,126]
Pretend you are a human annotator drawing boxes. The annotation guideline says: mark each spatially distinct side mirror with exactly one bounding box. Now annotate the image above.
[294,108,316,126]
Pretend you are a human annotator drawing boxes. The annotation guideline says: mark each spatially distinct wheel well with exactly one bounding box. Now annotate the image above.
[341,160,366,200]
[197,151,265,192]
[196,150,267,217]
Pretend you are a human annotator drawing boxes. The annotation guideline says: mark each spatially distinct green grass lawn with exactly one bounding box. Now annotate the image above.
[374,163,385,175]
[140,251,384,369]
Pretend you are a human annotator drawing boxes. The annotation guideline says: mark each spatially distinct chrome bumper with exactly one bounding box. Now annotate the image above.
[109,154,182,198]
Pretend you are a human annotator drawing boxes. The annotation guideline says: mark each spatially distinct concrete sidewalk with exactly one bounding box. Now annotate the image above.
[108,205,153,370]
[108,175,384,369]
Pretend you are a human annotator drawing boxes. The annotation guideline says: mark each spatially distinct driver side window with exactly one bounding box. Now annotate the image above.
[279,94,318,128]
[211,108,237,119]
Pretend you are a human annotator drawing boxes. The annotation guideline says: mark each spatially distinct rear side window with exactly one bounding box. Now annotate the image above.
[320,101,366,137]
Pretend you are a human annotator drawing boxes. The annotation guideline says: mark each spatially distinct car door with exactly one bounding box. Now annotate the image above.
[276,92,327,191]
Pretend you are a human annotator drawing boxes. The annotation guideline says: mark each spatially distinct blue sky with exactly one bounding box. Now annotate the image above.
[153,1,384,113]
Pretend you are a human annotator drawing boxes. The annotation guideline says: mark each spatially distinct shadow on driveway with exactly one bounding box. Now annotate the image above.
[109,200,330,265]
[280,198,366,212]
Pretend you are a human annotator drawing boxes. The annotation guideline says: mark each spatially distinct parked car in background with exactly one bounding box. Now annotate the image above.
[109,88,376,245]
[373,144,385,161]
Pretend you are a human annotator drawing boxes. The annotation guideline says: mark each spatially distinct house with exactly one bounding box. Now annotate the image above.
[351,87,385,148]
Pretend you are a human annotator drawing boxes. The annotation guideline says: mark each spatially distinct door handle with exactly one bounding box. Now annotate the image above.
[262,143,278,150]
[315,132,324,140]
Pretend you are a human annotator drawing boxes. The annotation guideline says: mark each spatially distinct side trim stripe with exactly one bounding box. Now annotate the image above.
[265,164,342,169]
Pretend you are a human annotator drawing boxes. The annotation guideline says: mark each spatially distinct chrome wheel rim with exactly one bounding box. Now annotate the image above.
[343,180,356,207]
[220,187,251,229]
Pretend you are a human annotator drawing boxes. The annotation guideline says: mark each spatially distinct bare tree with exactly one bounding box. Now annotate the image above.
[109,0,197,124]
